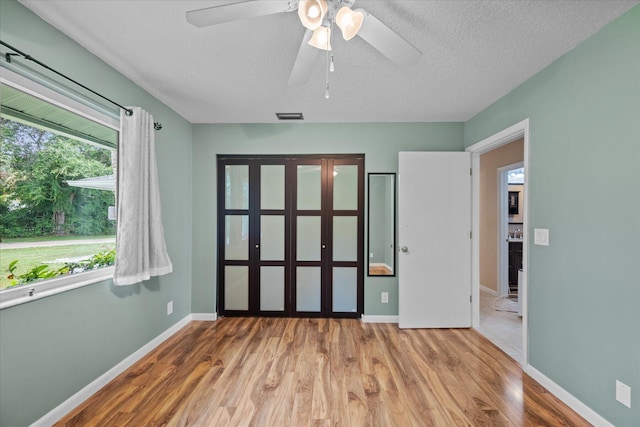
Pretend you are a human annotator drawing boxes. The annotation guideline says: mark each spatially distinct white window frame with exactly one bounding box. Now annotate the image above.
[0,67,120,310]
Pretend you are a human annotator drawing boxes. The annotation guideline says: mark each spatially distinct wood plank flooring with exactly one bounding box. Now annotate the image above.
[55,318,590,426]
[368,266,393,276]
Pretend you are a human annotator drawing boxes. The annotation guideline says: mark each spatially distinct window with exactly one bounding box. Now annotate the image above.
[0,71,119,308]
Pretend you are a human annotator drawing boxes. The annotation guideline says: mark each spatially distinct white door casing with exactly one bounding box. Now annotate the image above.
[466,118,530,368]
[398,152,471,328]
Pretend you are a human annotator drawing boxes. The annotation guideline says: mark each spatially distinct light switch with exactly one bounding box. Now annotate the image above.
[534,228,549,246]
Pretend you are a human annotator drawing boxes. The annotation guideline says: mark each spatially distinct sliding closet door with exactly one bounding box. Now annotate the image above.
[292,158,325,315]
[219,160,251,315]
[217,155,363,318]
[329,158,364,315]
[218,159,290,316]
[256,161,289,314]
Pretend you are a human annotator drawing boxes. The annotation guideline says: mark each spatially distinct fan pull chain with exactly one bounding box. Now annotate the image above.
[325,17,334,99]
[325,28,330,98]
[325,50,330,99]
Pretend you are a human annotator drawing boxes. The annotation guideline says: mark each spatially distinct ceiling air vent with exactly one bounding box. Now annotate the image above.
[276,112,304,121]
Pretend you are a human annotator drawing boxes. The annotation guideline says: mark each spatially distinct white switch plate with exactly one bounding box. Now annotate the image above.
[534,228,549,246]
[381,292,389,303]
[616,380,631,408]
[167,300,173,315]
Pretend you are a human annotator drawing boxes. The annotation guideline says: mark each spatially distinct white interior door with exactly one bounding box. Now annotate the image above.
[398,152,471,328]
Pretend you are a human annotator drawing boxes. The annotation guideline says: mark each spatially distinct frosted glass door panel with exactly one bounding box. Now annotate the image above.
[260,267,285,311]
[297,165,321,210]
[260,216,284,261]
[333,267,358,312]
[333,165,358,210]
[333,216,358,261]
[225,165,249,209]
[225,215,249,260]
[225,266,248,310]
[261,165,285,210]
[296,267,321,312]
[297,216,321,261]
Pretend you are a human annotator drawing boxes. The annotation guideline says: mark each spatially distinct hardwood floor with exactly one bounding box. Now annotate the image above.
[55,318,590,426]
[368,266,392,275]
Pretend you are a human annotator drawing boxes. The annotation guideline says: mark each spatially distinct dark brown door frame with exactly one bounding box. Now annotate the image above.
[324,156,365,317]
[253,157,291,317]
[216,157,251,317]
[290,156,326,317]
[217,154,364,318]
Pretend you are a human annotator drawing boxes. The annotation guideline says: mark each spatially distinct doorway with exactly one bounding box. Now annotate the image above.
[467,119,529,366]
[217,154,364,318]
[499,163,524,299]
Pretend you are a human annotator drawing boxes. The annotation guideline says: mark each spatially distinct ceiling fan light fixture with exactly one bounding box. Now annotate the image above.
[308,26,332,51]
[336,6,363,40]
[298,0,328,30]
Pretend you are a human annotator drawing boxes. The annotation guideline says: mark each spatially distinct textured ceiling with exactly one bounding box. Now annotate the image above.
[17,0,639,123]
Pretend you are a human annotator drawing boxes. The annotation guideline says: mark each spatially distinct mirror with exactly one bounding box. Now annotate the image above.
[367,173,396,276]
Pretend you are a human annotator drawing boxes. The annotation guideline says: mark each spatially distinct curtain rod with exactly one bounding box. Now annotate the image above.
[1,40,162,131]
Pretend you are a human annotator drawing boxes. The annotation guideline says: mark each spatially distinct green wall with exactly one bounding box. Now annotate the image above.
[0,1,193,426]
[465,6,640,426]
[2,0,638,425]
[191,123,464,316]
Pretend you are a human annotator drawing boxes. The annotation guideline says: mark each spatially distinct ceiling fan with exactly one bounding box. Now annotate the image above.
[186,0,422,88]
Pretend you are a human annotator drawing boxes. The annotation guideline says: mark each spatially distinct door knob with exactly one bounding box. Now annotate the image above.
[400,246,408,253]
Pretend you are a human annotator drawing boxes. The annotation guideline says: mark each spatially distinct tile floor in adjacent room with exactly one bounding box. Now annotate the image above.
[477,288,523,365]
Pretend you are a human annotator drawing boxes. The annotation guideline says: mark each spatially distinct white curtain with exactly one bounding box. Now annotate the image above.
[114,107,172,286]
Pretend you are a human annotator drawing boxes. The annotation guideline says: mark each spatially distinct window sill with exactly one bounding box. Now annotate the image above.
[0,267,114,310]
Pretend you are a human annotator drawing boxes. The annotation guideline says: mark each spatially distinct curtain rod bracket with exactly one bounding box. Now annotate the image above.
[154,122,163,131]
[5,52,18,63]
[125,109,134,116]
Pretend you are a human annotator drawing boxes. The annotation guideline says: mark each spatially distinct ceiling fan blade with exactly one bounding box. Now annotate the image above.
[355,9,422,68]
[186,0,293,28]
[289,29,320,86]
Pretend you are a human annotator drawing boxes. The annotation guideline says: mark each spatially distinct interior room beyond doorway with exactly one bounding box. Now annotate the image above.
[477,138,524,364]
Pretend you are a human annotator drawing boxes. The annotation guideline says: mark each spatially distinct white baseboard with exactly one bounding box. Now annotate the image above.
[33,314,196,427]
[361,315,399,323]
[191,312,217,321]
[480,284,498,296]
[525,364,614,427]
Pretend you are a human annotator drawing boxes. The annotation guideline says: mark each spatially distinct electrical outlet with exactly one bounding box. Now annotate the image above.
[167,300,173,315]
[381,292,389,303]
[616,380,631,408]
[370,252,374,258]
